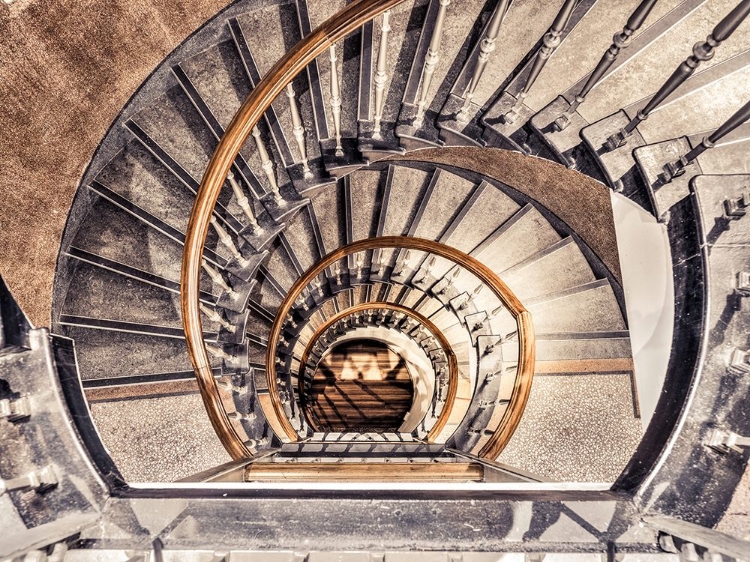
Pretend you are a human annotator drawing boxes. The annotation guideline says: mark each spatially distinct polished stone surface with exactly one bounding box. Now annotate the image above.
[498,374,641,482]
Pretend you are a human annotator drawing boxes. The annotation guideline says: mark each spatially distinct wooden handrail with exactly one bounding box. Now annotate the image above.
[297,301,460,442]
[180,0,409,460]
[262,236,535,460]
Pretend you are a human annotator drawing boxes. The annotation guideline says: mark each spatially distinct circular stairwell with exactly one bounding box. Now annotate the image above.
[49,0,750,487]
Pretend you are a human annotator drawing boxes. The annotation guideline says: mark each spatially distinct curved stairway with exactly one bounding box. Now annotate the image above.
[49,0,750,484]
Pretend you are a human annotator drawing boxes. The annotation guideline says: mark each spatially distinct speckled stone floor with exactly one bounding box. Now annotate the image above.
[498,374,642,482]
[90,393,231,482]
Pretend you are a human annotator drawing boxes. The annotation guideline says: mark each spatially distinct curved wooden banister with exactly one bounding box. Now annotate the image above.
[297,301,460,442]
[262,237,535,459]
[180,0,409,460]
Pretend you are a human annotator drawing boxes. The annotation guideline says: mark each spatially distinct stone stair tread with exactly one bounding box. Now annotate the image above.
[381,165,432,237]
[97,143,197,234]
[443,181,521,253]
[535,336,633,361]
[348,170,384,242]
[89,393,231,482]
[281,205,321,272]
[71,198,186,284]
[262,240,301,292]
[310,183,346,254]
[178,40,248,135]
[409,169,476,242]
[502,237,596,302]
[527,281,626,333]
[130,87,216,187]
[62,262,184,329]
[63,326,196,381]
[475,204,562,274]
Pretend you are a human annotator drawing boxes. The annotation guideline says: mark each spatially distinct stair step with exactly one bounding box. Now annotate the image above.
[502,237,596,301]
[61,264,185,330]
[409,168,476,242]
[528,280,626,333]
[89,393,232,481]
[477,204,562,273]
[348,169,385,242]
[63,326,198,380]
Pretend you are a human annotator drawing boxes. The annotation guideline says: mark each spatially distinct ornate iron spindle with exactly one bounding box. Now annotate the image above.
[251,126,283,203]
[662,98,750,181]
[456,0,511,122]
[414,0,451,126]
[329,45,344,156]
[554,0,659,131]
[372,10,392,139]
[606,0,750,150]
[285,83,313,179]
[502,0,578,124]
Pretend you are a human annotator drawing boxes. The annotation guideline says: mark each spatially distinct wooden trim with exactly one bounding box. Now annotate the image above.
[245,462,484,482]
[298,301,460,442]
[180,0,409,461]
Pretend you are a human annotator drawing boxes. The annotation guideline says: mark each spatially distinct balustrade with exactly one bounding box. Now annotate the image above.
[456,0,511,122]
[251,126,284,203]
[414,0,451,126]
[372,10,391,138]
[554,0,659,131]
[285,83,314,179]
[227,171,261,231]
[606,0,750,151]
[502,0,577,125]
[329,45,344,156]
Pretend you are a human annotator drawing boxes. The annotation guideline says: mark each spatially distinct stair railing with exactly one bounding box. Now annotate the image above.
[501,0,578,125]
[181,0,535,462]
[553,0,659,131]
[260,237,535,459]
[605,0,750,150]
[662,97,750,181]
[181,0,408,460]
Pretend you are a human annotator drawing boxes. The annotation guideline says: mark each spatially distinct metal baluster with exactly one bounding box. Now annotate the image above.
[663,98,750,181]
[251,126,283,204]
[414,0,452,126]
[457,0,511,122]
[202,262,233,294]
[372,10,392,139]
[227,171,261,232]
[503,0,578,124]
[286,83,313,179]
[606,0,750,150]
[554,0,659,131]
[199,303,236,333]
[210,217,249,267]
[329,45,344,156]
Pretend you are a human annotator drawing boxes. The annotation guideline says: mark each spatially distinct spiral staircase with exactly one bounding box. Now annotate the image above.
[2,0,750,558]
